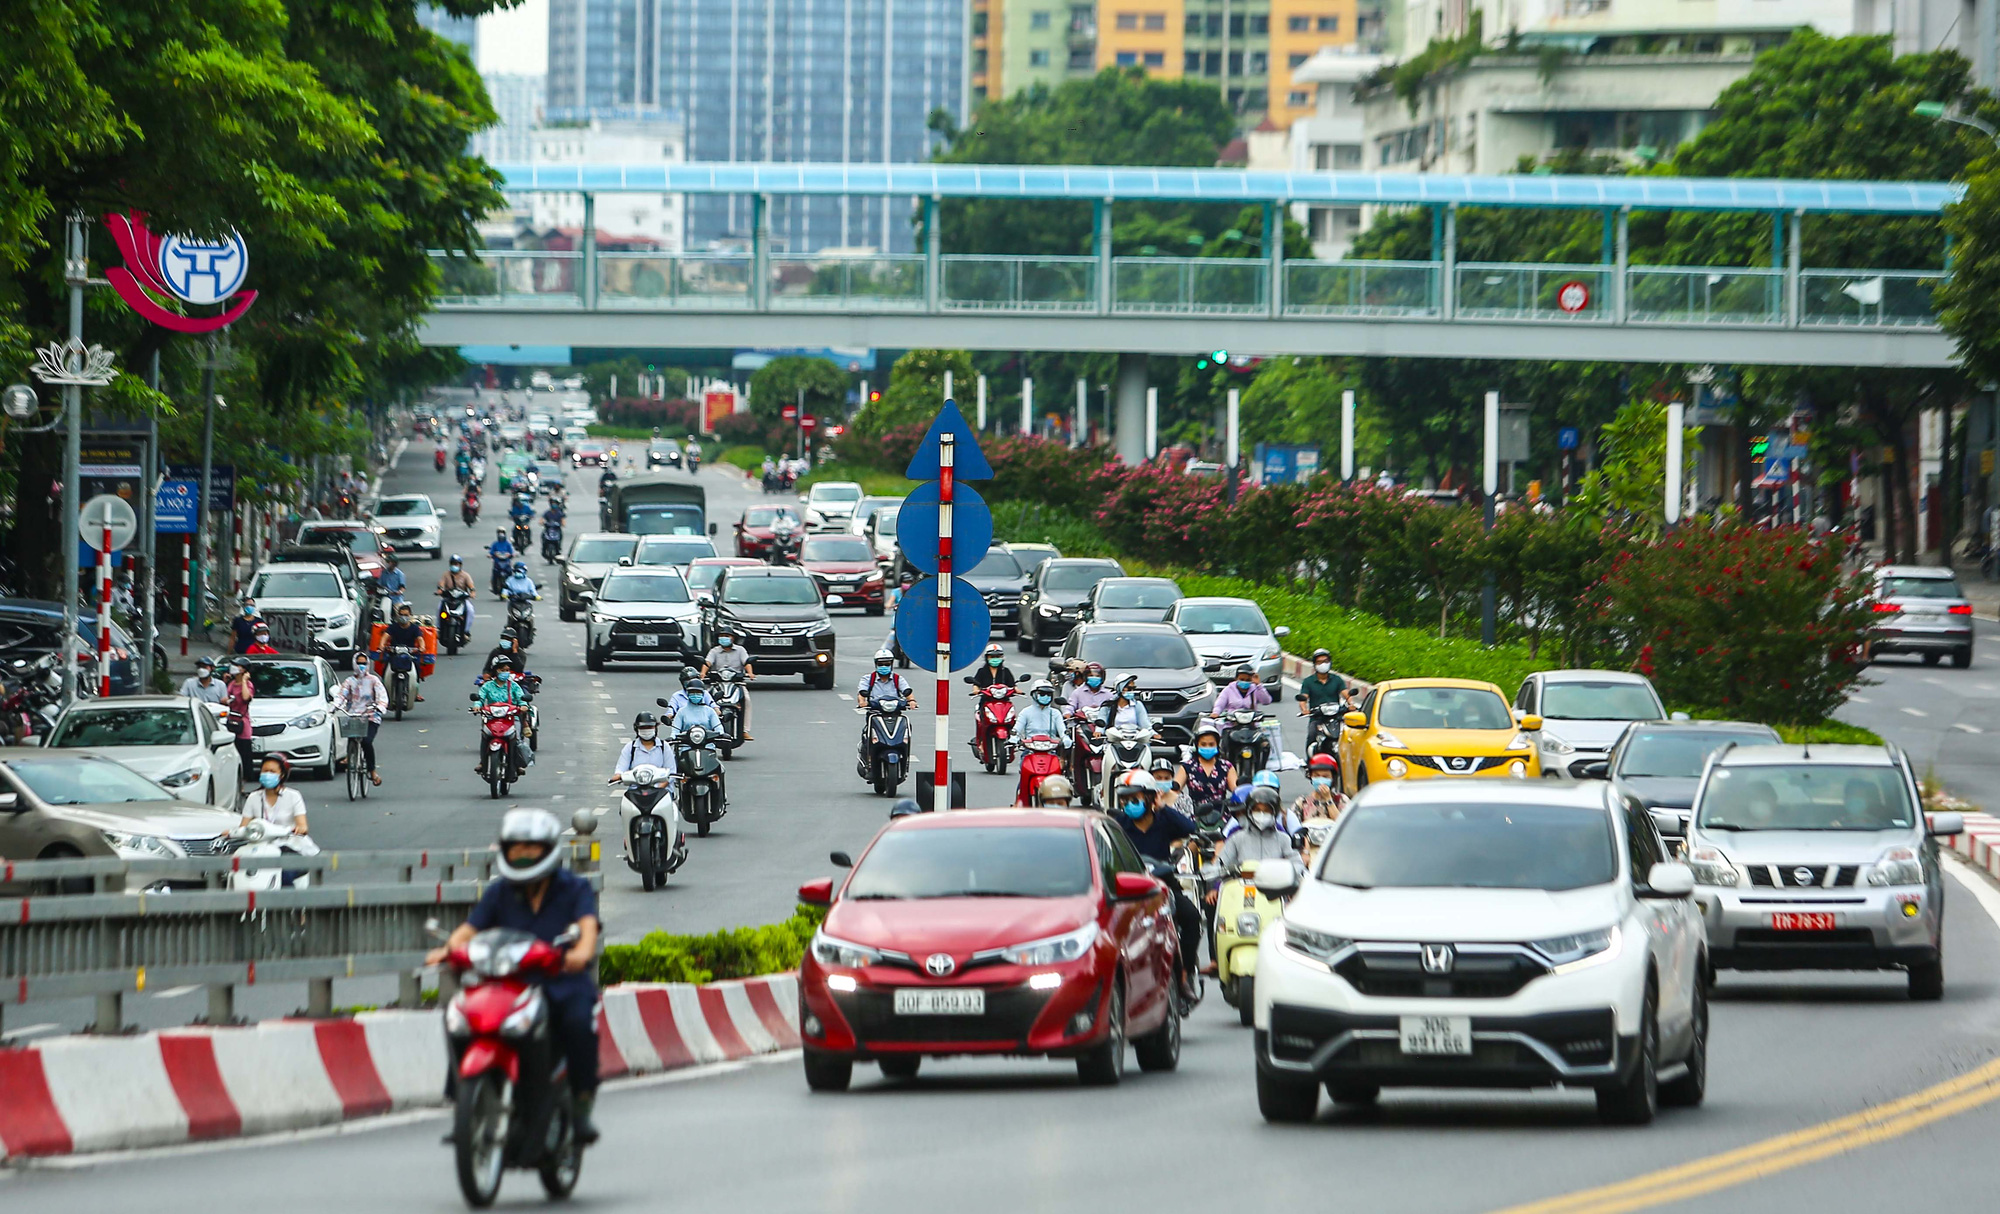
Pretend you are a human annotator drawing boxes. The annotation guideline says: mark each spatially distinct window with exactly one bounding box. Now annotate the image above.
[1186,13,1202,32]
[1143,50,1164,66]
[1185,49,1203,69]
[1287,14,1309,30]
[1288,52,1309,67]
[1287,90,1309,106]
[1625,806,1667,887]
[1228,13,1244,34]
[972,11,988,33]
[1094,826,1119,889]
[1029,48,1051,65]
[1317,14,1338,30]
[1116,50,1138,64]
[973,48,988,70]
[845,827,1094,899]
[1251,14,1268,32]
[1541,680,1664,722]
[1227,50,1242,73]
[1319,802,1619,891]
[1247,51,1266,73]
[1204,50,1221,74]
[1377,686,1514,731]
[1205,13,1221,34]
[1106,825,1148,875]
[1143,11,1165,28]
[1068,48,1094,68]
[1030,9,1051,27]
[1115,12,1138,28]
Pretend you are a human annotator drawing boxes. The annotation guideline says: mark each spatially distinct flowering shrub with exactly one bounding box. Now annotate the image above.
[600,396,701,431]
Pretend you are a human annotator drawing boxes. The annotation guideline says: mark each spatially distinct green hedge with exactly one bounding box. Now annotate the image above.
[598,904,826,986]
[797,461,917,497]
[720,445,767,473]
[990,501,1117,557]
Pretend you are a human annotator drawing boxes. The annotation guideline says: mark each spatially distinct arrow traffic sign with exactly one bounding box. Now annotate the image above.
[904,400,993,481]
[80,493,138,551]
[896,479,994,576]
[893,577,992,672]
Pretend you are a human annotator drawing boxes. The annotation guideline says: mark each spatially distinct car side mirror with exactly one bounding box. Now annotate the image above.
[617,556,632,567]
[708,523,719,536]
[830,850,853,868]
[0,793,17,811]
[212,735,236,751]
[798,877,835,906]
[1273,626,1291,639]
[1928,811,1965,837]
[435,509,446,518]
[468,693,480,702]
[1644,861,1695,899]
[1519,714,1543,732]
[697,593,715,606]
[1110,872,1161,901]
[1251,859,1298,896]
[1342,711,1367,729]
[1577,760,1610,780]
[1202,661,1222,673]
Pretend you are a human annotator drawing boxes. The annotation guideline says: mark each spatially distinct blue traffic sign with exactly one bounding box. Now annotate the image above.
[903,401,994,481]
[897,480,994,576]
[894,577,992,672]
[1558,426,1580,451]
[155,480,199,532]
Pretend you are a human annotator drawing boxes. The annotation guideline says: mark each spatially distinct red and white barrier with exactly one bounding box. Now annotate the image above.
[0,974,799,1160]
[1942,811,2000,881]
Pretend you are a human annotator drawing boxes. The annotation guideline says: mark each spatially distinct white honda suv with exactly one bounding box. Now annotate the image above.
[1253,780,1706,1125]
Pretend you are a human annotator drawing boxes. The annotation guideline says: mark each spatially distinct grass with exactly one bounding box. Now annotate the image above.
[988,501,1117,558]
[798,461,918,497]
[586,424,654,441]
[720,445,767,473]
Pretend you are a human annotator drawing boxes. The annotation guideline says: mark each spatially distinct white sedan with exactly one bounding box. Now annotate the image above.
[41,695,243,806]
[240,656,342,780]
[1165,595,1290,685]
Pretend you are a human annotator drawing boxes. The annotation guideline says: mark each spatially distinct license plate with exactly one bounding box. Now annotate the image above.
[894,988,984,1016]
[1399,1015,1472,1056]
[1770,912,1838,931]
[764,636,797,648]
[634,634,660,647]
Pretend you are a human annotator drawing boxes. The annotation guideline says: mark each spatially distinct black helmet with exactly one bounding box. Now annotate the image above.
[1234,664,1256,680]
[889,797,924,819]
[680,667,700,687]
[1245,784,1281,810]
[491,653,513,671]
[499,628,518,645]
[633,711,658,731]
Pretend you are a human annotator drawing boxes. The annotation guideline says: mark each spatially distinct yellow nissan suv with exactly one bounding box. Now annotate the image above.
[1337,677,1543,794]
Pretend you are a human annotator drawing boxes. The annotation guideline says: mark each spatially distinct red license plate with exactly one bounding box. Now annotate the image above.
[1769,912,1837,931]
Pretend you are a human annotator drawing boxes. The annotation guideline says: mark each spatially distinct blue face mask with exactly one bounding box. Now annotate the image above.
[1120,799,1146,820]
[877,665,893,677]
[258,771,281,790]
[1085,676,1103,689]
[1235,680,1252,692]
[1197,745,1219,760]
[1313,776,1333,790]
[1034,693,1053,705]
[719,637,734,648]
[688,693,705,705]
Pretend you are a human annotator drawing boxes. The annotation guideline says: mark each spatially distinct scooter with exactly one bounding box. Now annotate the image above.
[709,668,748,754]
[540,522,563,564]
[461,494,481,527]
[612,763,686,892]
[856,692,910,796]
[435,447,448,473]
[1213,858,1293,1028]
[488,555,512,598]
[768,515,802,565]
[472,699,527,798]
[2,653,65,742]
[685,446,701,474]
[442,925,587,1207]
[384,645,419,720]
[226,817,317,891]
[657,701,727,835]
[969,683,1019,774]
[1096,720,1158,807]
[1221,708,1275,775]
[1305,702,1345,764]
[506,593,537,650]
[1015,732,1065,805]
[1066,709,1105,807]
[512,517,533,553]
[438,589,472,655]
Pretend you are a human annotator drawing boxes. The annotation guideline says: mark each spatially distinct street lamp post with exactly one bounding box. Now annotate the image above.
[1915,101,2000,149]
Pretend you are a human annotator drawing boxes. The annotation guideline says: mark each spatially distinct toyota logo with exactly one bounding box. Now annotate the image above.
[1420,944,1455,975]
[924,953,956,977]
[1793,867,1816,887]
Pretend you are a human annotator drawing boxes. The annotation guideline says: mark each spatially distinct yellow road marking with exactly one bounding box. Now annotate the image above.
[1488,1056,2000,1214]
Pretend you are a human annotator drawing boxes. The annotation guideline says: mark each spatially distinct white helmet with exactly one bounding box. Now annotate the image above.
[1036,774,1075,805]
[874,648,896,665]
[495,808,564,884]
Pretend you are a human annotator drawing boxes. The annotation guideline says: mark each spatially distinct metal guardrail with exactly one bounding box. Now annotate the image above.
[0,840,602,1034]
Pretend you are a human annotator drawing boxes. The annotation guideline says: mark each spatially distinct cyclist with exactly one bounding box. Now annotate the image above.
[333,654,388,786]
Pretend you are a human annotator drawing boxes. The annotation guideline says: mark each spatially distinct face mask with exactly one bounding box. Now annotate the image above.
[1197,745,1219,760]
[1249,811,1276,831]
[988,656,1002,667]
[1313,776,1333,791]
[253,634,270,644]
[688,693,705,705]
[1314,661,1331,675]
[451,563,463,571]
[1120,800,1146,819]
[259,771,281,790]
[197,670,213,681]
[719,637,734,648]
[1235,680,1252,692]
[637,728,657,741]
[1034,693,1053,705]
[1085,676,1102,689]
[877,665,893,677]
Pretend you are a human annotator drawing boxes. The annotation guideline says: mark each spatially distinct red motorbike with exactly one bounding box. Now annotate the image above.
[435,447,448,472]
[970,683,1019,774]
[1065,710,1106,807]
[1015,732,1065,805]
[443,926,586,1207]
[473,701,525,798]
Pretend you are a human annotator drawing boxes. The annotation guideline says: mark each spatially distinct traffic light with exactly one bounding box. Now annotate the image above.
[868,390,882,403]
[1211,349,1229,363]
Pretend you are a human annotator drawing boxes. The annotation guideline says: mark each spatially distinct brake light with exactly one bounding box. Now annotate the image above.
[1948,604,1974,615]
[1871,603,1900,614]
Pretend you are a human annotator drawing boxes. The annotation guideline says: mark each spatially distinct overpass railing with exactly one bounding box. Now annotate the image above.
[430,249,1946,330]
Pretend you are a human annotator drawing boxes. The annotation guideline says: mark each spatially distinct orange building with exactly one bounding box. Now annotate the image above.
[1267,0,1358,125]
[972,0,1001,101]
[1094,0,1184,76]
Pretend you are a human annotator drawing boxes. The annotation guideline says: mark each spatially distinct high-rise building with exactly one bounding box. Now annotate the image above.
[545,0,966,253]
[473,73,546,167]
[527,115,687,251]
[417,4,479,54]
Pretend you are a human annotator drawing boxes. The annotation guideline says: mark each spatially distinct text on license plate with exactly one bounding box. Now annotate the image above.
[763,636,798,648]
[893,988,985,1016]
[1399,1015,1472,1056]
[634,634,660,647]
[1770,912,1838,931]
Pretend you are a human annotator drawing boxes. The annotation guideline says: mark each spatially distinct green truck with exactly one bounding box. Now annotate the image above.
[601,476,714,537]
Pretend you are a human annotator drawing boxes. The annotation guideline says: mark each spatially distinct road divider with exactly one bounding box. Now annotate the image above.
[1941,810,2000,880]
[0,974,798,1162]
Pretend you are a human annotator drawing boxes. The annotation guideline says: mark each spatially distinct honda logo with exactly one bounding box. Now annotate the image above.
[924,953,956,977]
[1420,944,1455,975]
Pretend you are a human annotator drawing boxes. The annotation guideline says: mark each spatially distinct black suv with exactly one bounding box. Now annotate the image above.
[1017,558,1124,656]
[698,566,836,688]
[1054,623,1217,747]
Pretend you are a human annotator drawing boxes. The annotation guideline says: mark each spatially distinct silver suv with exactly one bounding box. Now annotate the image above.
[1683,744,1959,1000]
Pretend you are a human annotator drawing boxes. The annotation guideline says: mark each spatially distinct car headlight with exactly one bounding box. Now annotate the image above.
[862,574,884,587]
[1866,845,1924,886]
[590,613,612,625]
[157,764,205,789]
[288,710,328,730]
[1373,729,1406,750]
[1183,684,1211,699]
[1540,734,1575,755]
[998,922,1098,966]
[1259,645,1281,661]
[1687,845,1740,888]
[1235,912,1262,939]
[1506,732,1533,751]
[1277,920,1351,966]
[325,613,353,630]
[1037,603,1061,617]
[1531,924,1621,973]
[101,831,181,857]
[807,620,834,635]
[1385,757,1408,778]
[811,932,883,969]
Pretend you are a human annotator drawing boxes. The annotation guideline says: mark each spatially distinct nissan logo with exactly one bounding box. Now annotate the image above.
[1446,756,1470,771]
[1793,867,1816,887]
[1420,944,1455,975]
[924,953,956,977]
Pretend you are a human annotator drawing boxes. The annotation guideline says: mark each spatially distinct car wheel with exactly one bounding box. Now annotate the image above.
[1133,988,1181,1072]
[1325,1082,1380,1106]
[1952,648,1973,669]
[814,671,836,691]
[36,845,91,895]
[1016,629,1033,654]
[1236,975,1255,1027]
[560,604,577,623]
[1660,971,1707,1108]
[876,1056,921,1081]
[802,1049,852,1092]
[1075,982,1126,1086]
[1909,955,1944,1001]
[585,646,605,672]
[1596,980,1659,1125]
[866,605,885,617]
[1256,1064,1319,1123]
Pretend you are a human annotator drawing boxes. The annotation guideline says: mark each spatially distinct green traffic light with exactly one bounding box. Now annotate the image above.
[1211,349,1229,362]
[1195,359,1208,369]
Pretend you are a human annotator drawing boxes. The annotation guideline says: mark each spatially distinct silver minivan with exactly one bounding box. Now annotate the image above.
[1681,743,1959,999]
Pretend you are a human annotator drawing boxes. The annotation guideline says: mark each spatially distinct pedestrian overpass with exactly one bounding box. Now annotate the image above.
[419,163,1960,368]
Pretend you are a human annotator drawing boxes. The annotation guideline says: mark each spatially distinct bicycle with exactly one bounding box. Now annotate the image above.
[339,710,374,802]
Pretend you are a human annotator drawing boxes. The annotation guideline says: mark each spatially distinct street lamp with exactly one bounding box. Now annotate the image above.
[1915,101,2000,149]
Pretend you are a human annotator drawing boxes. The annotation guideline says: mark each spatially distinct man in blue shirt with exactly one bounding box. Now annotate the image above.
[429,809,601,1142]
[376,554,407,607]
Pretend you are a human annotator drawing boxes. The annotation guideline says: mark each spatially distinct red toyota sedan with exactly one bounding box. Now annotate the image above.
[798,534,887,613]
[797,809,1181,1090]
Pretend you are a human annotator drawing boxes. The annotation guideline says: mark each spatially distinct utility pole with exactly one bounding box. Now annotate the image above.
[1341,390,1356,482]
[1145,387,1157,459]
[1073,378,1086,448]
[1665,399,1686,529]
[1482,390,1499,647]
[195,339,220,634]
[59,215,87,699]
[1226,388,1240,505]
[1021,378,1033,436]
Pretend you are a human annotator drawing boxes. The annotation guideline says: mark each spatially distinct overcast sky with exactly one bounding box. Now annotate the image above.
[479,0,548,75]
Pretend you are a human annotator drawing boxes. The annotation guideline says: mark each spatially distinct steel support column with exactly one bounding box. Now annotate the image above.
[1441,204,1457,319]
[1094,198,1112,316]
[581,193,597,310]
[752,194,770,311]
[1264,200,1282,318]
[925,195,941,312]
[1787,209,1803,328]
[1613,207,1630,324]
[1115,352,1147,464]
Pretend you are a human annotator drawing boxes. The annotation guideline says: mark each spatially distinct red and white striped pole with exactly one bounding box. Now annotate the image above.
[97,526,113,696]
[180,536,191,656]
[934,429,954,806]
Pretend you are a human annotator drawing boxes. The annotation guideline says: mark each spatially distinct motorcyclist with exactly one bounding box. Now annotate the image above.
[1293,752,1345,822]
[1064,661,1114,719]
[429,808,601,1144]
[376,554,407,607]
[509,491,536,531]
[598,466,618,495]
[966,643,1017,690]
[473,655,534,768]
[544,497,567,526]
[669,680,725,736]
[1214,663,1280,770]
[1149,753,1195,818]
[483,629,526,678]
[855,649,916,766]
[1015,679,1070,748]
[1295,647,1354,716]
[487,529,516,593]
[700,632,754,741]
[1108,771,1203,1001]
[1182,723,1238,815]
[229,599,263,654]
[504,560,538,601]
[1106,675,1151,732]
[1034,774,1075,808]
[1216,784,1300,878]
[610,711,676,779]
[436,555,477,632]
[377,602,427,701]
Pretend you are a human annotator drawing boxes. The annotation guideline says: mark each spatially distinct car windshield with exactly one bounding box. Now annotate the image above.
[252,571,344,599]
[1175,603,1269,634]
[652,441,679,453]
[845,827,1093,899]
[50,708,196,747]
[3,756,176,805]
[374,499,429,517]
[1881,576,1963,600]
[1540,680,1662,722]
[636,538,717,565]
[626,507,704,536]
[744,507,797,527]
[723,576,822,605]
[534,463,563,479]
[686,563,745,591]
[246,663,322,699]
[1320,802,1618,891]
[599,573,692,603]
[874,508,899,536]
[801,537,876,562]
[569,537,637,563]
[1043,563,1121,592]
[811,485,863,504]
[1099,580,1180,609]
[1616,729,1777,779]
[968,550,1021,578]
[295,528,365,550]
[1377,687,1514,731]
[1076,631,1197,669]
[1697,764,1915,831]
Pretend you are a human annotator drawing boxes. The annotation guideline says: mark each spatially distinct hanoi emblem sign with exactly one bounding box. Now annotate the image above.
[103,211,258,333]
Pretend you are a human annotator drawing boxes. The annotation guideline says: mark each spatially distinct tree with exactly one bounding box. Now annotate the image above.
[748,356,850,425]
[855,349,974,440]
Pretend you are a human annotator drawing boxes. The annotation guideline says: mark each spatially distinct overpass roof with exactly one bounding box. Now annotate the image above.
[493,162,1961,215]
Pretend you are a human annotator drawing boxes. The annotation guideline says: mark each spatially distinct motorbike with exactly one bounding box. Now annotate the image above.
[506,593,537,649]
[1065,710,1105,807]
[856,692,910,796]
[1305,702,1346,766]
[1214,859,1294,1027]
[435,448,448,472]
[511,517,533,552]
[669,720,727,836]
[685,447,701,474]
[1096,719,1158,807]
[225,817,317,891]
[462,494,481,527]
[1014,732,1065,805]
[1221,708,1275,776]
[540,522,563,564]
[385,645,418,720]
[442,925,587,1207]
[768,516,802,565]
[472,700,527,798]
[1299,817,1338,871]
[709,668,748,754]
[488,555,512,598]
[438,588,472,655]
[455,462,471,488]
[969,683,1019,774]
[613,763,686,892]
[2,653,66,742]
[760,468,779,494]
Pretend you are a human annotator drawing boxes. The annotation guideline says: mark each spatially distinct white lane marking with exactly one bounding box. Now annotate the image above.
[1849,695,1871,704]
[149,985,200,999]
[1952,723,1982,734]
[0,1023,62,1042]
[1979,684,1997,692]
[605,707,619,714]
[1901,707,1929,717]
[591,680,605,687]
[1924,677,1945,686]
[598,693,612,699]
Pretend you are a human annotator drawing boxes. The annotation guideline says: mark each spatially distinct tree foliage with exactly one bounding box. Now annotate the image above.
[747,356,850,425]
